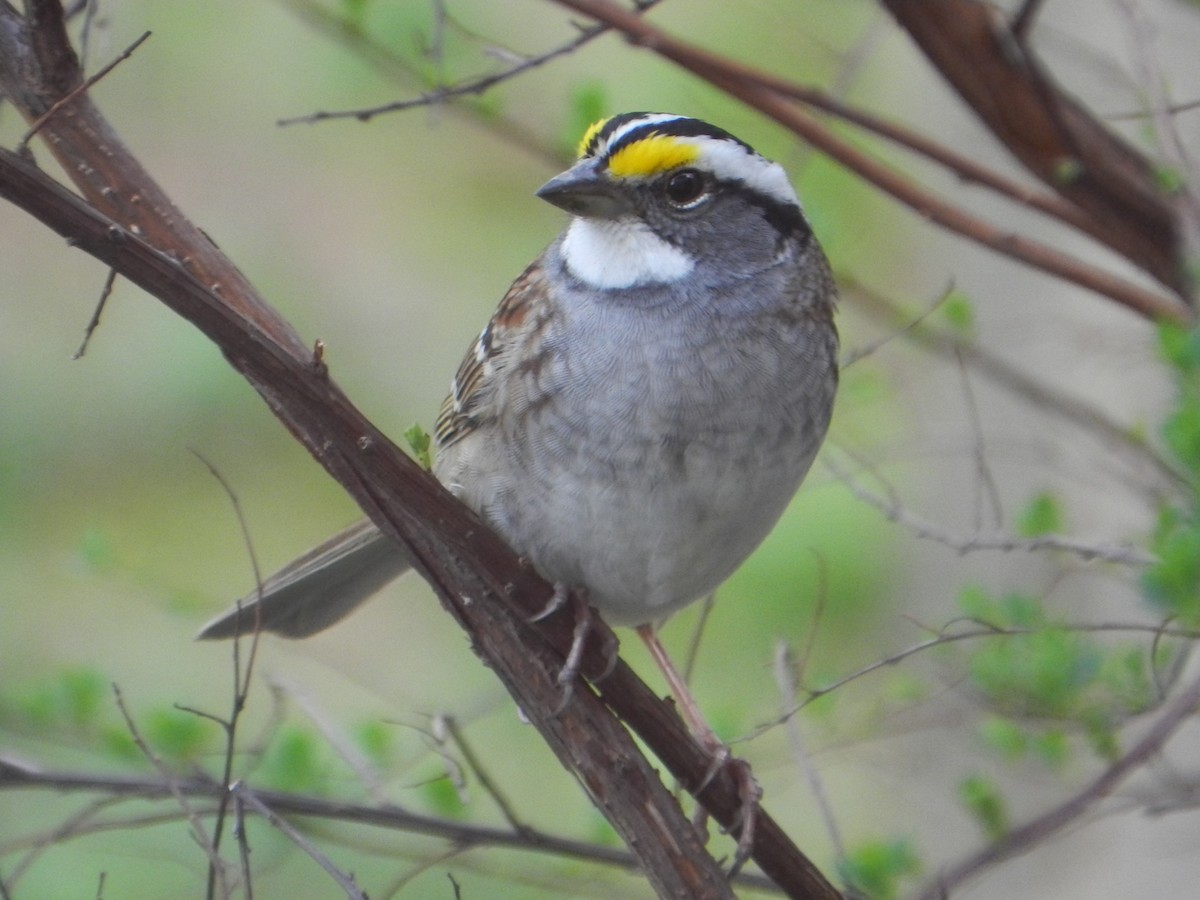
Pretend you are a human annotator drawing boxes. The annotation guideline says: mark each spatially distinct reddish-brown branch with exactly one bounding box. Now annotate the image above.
[880,0,1189,300]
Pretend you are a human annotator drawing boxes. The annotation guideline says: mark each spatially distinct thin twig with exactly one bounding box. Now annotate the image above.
[839,282,954,369]
[231,783,367,900]
[955,348,1005,531]
[268,673,387,802]
[845,276,1188,495]
[18,31,151,155]
[772,641,846,861]
[441,715,529,834]
[2,795,126,887]
[71,267,117,359]
[681,593,716,687]
[234,791,254,900]
[190,451,264,900]
[377,846,465,900]
[279,0,662,126]
[110,684,228,893]
[914,660,1200,899]
[752,618,1194,735]
[825,451,1156,566]
[0,756,782,893]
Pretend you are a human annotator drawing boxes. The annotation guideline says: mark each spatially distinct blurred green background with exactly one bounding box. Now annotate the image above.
[2,1,1196,898]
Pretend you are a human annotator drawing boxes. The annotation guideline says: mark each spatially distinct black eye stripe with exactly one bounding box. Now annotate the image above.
[581,114,806,239]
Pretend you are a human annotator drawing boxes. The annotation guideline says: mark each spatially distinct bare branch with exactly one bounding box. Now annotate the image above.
[279,0,663,126]
[825,452,1155,566]
[0,758,783,893]
[913,660,1200,899]
[232,784,366,899]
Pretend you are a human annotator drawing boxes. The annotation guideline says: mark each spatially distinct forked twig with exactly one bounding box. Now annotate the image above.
[18,31,151,156]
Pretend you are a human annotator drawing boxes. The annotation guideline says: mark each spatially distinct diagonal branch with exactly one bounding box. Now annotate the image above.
[0,2,838,897]
[880,0,1192,302]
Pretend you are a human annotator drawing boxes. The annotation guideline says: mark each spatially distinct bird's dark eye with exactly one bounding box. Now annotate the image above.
[664,169,707,206]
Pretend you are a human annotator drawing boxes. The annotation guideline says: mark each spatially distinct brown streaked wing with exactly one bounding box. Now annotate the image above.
[434,257,546,450]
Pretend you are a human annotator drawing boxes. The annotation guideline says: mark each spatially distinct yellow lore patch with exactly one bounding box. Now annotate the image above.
[606,135,700,178]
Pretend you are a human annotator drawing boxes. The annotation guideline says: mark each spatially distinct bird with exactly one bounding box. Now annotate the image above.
[199,111,838,767]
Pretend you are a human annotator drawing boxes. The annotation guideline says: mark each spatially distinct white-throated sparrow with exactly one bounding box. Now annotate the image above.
[200,112,838,748]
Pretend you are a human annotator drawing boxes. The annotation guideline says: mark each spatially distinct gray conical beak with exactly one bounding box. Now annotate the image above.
[536,158,634,220]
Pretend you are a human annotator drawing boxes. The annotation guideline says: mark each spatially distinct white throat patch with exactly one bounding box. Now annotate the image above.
[561,217,694,289]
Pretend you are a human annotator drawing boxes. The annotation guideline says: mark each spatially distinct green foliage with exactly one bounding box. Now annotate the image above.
[1017,491,1064,537]
[1153,164,1184,195]
[6,668,106,730]
[838,837,921,900]
[1142,322,1200,624]
[1031,728,1070,768]
[968,622,1102,719]
[978,715,1027,761]
[563,82,609,156]
[404,422,433,470]
[144,708,215,761]
[958,774,1008,841]
[78,528,117,573]
[955,588,1165,764]
[261,725,327,792]
[959,585,1043,629]
[1052,158,1084,184]
[354,718,397,768]
[337,0,371,34]
[421,773,466,819]
[939,289,975,336]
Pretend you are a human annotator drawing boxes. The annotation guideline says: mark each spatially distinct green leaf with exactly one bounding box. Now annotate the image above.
[1031,729,1070,768]
[354,719,395,767]
[1153,164,1184,195]
[978,716,1027,761]
[959,775,1008,841]
[404,423,433,470]
[564,82,608,155]
[1017,491,1063,538]
[421,773,466,818]
[1142,516,1200,623]
[838,838,921,900]
[101,724,140,761]
[59,668,106,727]
[1081,710,1120,762]
[967,625,1101,718]
[1157,321,1200,371]
[1162,403,1200,474]
[145,708,214,761]
[263,726,326,792]
[940,290,975,336]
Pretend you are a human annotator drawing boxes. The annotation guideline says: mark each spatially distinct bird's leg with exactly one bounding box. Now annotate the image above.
[636,623,761,871]
[531,584,618,712]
